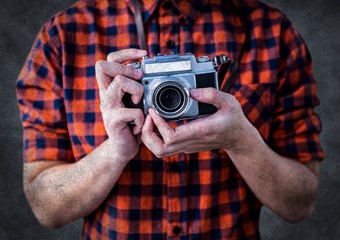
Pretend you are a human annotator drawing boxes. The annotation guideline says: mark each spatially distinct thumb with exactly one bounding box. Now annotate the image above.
[190,87,223,108]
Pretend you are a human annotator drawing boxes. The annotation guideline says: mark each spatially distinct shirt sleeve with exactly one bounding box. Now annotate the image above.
[16,19,74,163]
[269,14,324,163]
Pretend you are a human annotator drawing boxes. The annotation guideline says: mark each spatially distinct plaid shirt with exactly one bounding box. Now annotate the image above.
[17,0,324,239]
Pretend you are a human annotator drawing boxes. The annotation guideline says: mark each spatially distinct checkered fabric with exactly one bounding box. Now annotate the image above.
[16,0,324,239]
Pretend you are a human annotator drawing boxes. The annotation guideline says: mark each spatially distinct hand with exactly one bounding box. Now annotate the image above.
[95,48,147,162]
[141,87,254,157]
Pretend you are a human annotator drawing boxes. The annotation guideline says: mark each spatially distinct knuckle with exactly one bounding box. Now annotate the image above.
[106,119,118,132]
[116,63,125,74]
[164,134,175,145]
[154,149,164,158]
[123,65,134,77]
[109,63,124,75]
[116,107,126,116]
[111,63,125,76]
[114,75,124,85]
[100,97,110,109]
[95,60,106,70]
[107,52,117,62]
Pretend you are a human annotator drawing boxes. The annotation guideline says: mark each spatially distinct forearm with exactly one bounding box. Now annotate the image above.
[24,139,129,228]
[141,87,319,222]
[225,122,319,223]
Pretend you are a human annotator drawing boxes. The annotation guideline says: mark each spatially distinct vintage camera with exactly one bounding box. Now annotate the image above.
[123,53,230,122]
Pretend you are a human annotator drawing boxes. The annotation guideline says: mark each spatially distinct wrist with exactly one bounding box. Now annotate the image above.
[102,138,132,166]
[225,120,264,158]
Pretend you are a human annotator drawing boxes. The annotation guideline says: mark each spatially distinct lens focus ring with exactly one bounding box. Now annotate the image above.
[153,81,188,118]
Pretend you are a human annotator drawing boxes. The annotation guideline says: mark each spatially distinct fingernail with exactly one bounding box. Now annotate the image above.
[190,89,200,98]
[133,69,142,77]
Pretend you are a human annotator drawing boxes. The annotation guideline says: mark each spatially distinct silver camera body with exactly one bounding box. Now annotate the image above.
[124,53,230,121]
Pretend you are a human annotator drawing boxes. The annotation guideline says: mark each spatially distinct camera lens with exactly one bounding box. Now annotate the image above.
[153,81,188,117]
[159,87,182,111]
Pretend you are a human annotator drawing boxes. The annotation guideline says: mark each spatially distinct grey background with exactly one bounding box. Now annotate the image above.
[0,0,339,239]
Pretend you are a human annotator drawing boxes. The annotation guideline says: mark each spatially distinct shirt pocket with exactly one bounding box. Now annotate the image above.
[229,83,275,141]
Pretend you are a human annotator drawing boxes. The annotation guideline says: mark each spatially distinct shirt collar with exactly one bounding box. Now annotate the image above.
[125,0,209,23]
[171,0,209,23]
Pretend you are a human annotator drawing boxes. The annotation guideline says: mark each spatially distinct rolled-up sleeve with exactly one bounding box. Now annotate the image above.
[270,14,324,163]
[16,19,74,163]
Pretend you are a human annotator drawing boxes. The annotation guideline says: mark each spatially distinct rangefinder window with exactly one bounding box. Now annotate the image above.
[144,60,192,74]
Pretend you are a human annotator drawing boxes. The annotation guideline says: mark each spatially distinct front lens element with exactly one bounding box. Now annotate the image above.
[153,81,188,116]
[158,87,183,112]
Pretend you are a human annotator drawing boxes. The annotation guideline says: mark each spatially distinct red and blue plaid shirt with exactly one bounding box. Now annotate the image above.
[17,0,324,239]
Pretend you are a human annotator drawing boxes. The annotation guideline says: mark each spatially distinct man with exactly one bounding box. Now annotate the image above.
[16,0,324,239]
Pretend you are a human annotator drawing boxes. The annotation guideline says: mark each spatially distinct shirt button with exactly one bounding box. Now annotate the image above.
[166,40,175,49]
[162,1,173,11]
[172,226,181,235]
[170,162,180,172]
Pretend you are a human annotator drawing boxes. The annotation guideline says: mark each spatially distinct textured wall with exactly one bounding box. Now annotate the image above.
[0,0,338,239]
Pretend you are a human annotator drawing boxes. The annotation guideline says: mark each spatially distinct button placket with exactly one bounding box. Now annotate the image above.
[166,40,176,50]
[158,3,187,235]
[162,1,173,11]
[166,153,188,237]
[159,1,179,54]
[172,225,181,235]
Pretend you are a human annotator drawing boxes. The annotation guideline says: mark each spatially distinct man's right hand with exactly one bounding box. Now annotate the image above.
[95,48,147,162]
[22,49,148,228]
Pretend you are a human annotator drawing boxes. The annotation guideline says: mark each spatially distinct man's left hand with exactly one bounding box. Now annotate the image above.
[141,87,254,157]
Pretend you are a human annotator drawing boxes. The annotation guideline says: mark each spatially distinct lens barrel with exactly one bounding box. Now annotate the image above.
[153,81,188,117]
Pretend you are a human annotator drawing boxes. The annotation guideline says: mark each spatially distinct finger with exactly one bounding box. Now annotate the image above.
[111,108,145,131]
[107,48,147,63]
[131,110,145,135]
[142,114,155,133]
[101,75,144,109]
[155,135,220,157]
[141,115,165,157]
[162,141,211,156]
[142,114,212,157]
[147,109,177,144]
[149,108,212,145]
[95,60,143,98]
[190,88,234,109]
[95,61,113,98]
